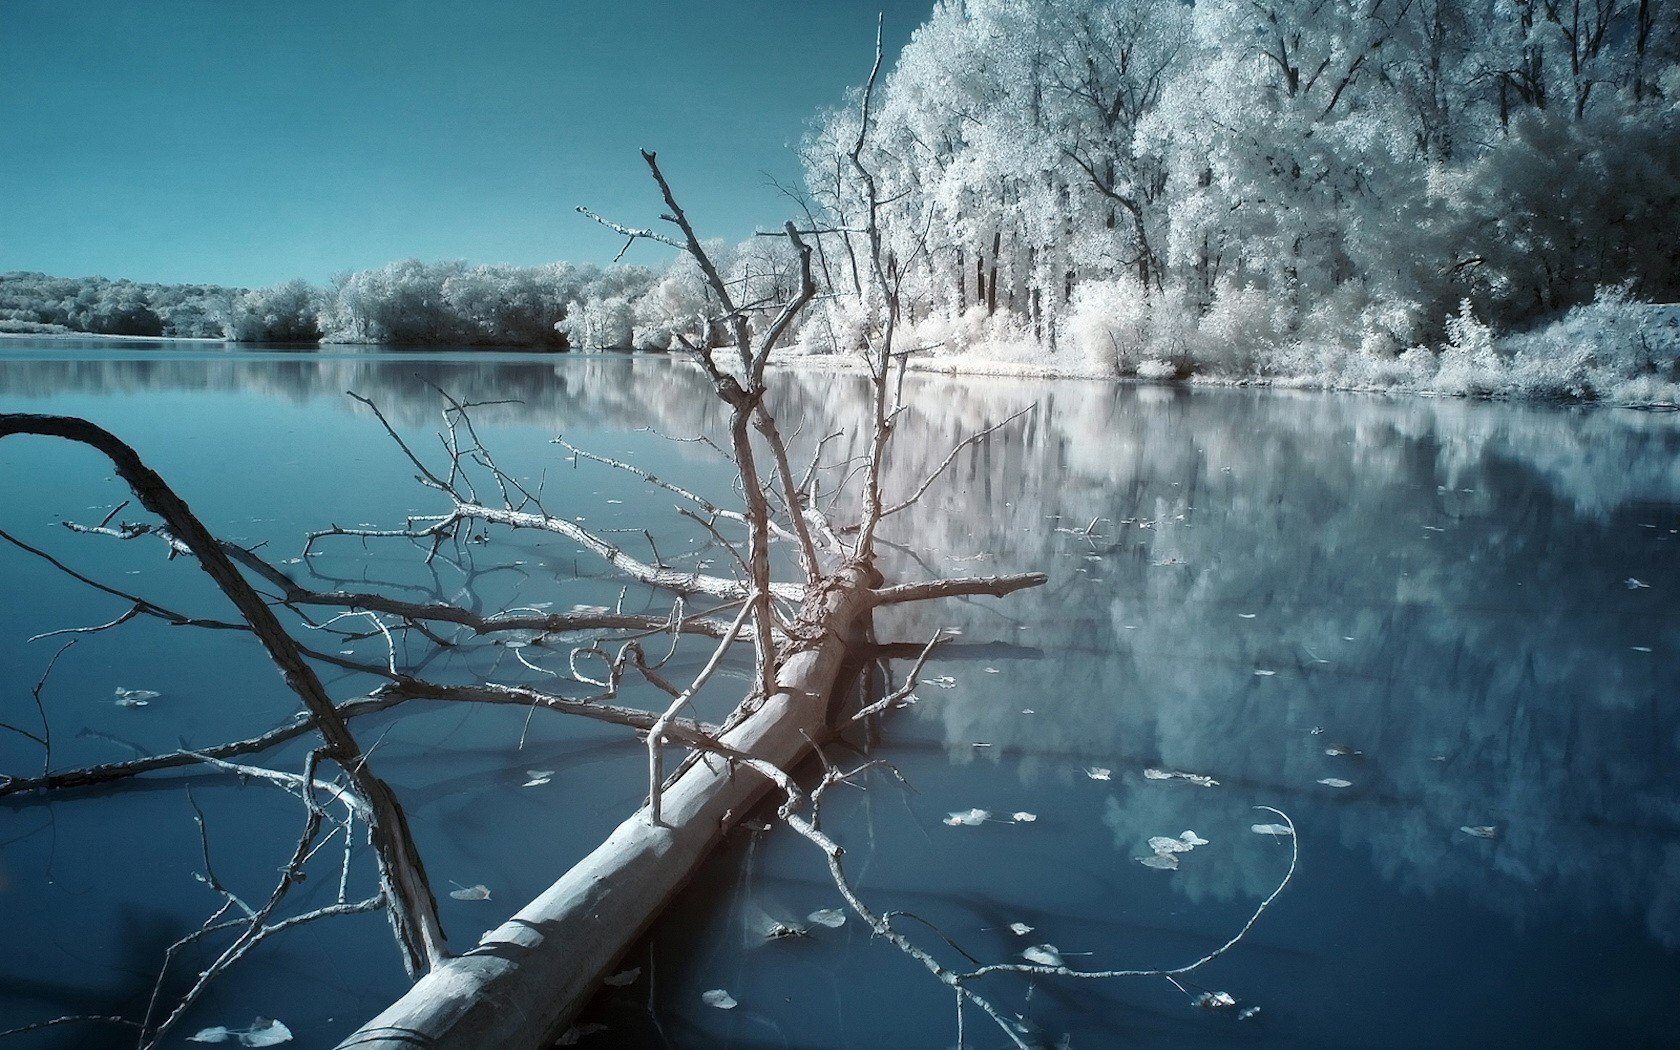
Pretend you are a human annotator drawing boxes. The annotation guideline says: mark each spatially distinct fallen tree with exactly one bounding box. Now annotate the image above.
[0,34,1297,1047]
[0,123,1049,1046]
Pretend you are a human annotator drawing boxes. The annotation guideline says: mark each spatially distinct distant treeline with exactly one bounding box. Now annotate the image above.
[0,247,795,351]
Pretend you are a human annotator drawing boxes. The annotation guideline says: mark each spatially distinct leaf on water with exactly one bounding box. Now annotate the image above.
[929,675,958,689]
[1144,768,1220,787]
[557,1023,608,1045]
[240,1020,293,1047]
[807,908,847,928]
[449,883,491,901]
[1008,922,1034,936]
[1194,991,1238,1010]
[1086,767,1112,781]
[1149,836,1196,855]
[1324,743,1363,757]
[1238,613,1257,619]
[1626,577,1651,589]
[1022,944,1064,967]
[1137,853,1179,870]
[944,808,990,826]
[1317,778,1353,788]
[1253,669,1276,677]
[1631,646,1653,652]
[702,989,737,1010]
[1011,812,1038,823]
[1459,825,1499,839]
[114,687,160,707]
[1239,1006,1262,1021]
[191,1020,293,1047]
[603,967,641,987]
[1251,823,1293,836]
[984,667,1000,674]
[522,770,554,787]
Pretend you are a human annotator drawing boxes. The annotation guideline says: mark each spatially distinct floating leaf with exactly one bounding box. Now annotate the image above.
[1238,612,1257,619]
[1008,922,1034,936]
[1626,578,1651,589]
[1317,778,1353,789]
[1324,744,1363,757]
[114,687,159,708]
[1011,812,1038,823]
[1251,823,1293,836]
[240,1021,293,1048]
[449,883,491,901]
[603,967,641,987]
[522,770,554,787]
[1194,991,1238,1010]
[190,1020,293,1047]
[1144,768,1220,787]
[558,1023,608,1045]
[702,989,737,1010]
[807,908,847,928]
[1253,669,1276,677]
[1148,836,1195,855]
[1021,944,1064,967]
[944,808,989,826]
[1137,853,1179,870]
[1239,1006,1262,1021]
[1459,825,1498,839]
[1179,830,1209,847]
[929,675,958,689]
[1085,767,1112,781]
[1631,646,1653,653]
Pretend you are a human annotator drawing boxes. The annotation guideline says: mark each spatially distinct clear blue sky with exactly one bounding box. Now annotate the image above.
[0,0,926,287]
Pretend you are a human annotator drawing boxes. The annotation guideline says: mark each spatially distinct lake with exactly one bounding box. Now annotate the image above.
[2,342,1678,1049]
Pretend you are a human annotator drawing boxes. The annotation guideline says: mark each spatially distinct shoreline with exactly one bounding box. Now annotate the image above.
[0,330,228,344]
[777,350,1680,411]
[3,332,1674,411]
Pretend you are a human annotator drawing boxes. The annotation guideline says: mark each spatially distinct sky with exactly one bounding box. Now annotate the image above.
[0,0,928,287]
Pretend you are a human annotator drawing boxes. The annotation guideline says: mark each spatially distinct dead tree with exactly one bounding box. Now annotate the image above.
[2,31,1294,1050]
[0,153,1044,1049]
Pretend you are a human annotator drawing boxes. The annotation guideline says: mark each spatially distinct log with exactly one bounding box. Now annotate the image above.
[338,562,882,1049]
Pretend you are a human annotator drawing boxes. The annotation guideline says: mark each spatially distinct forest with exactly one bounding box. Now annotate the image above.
[5,0,1679,399]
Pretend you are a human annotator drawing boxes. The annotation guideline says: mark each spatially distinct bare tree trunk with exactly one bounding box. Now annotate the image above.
[338,563,882,1050]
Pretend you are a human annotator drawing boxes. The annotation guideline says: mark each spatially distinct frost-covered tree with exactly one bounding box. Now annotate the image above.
[223,279,322,343]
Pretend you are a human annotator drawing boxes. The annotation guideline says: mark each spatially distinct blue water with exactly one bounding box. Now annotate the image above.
[2,343,1678,1048]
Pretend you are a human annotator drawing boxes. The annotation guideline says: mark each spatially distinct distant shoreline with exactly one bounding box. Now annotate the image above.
[0,330,227,344]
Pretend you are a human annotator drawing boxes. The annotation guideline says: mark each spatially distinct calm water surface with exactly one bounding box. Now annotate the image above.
[1,342,1678,1048]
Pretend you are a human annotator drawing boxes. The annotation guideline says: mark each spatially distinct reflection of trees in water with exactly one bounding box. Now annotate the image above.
[832,378,1680,949]
[9,351,1680,947]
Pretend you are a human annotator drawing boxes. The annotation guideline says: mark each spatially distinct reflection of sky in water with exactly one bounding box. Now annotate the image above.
[1,346,1678,1048]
